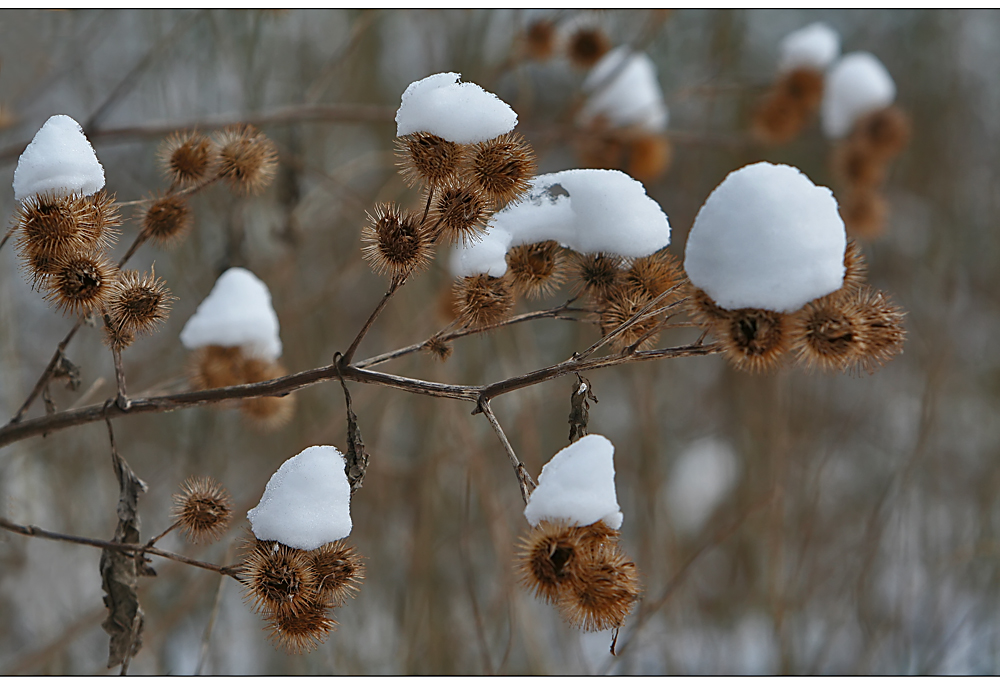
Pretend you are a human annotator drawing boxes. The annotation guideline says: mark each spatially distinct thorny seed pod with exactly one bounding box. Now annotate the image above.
[841,239,868,295]
[241,537,320,617]
[685,286,730,330]
[103,320,135,352]
[627,134,672,182]
[265,599,337,655]
[452,274,515,328]
[752,68,824,145]
[107,269,174,339]
[840,188,887,240]
[599,287,661,353]
[518,520,587,605]
[524,19,557,61]
[215,124,279,195]
[361,203,433,280]
[142,194,193,246]
[80,190,121,250]
[832,141,886,188]
[556,543,640,632]
[20,249,60,290]
[14,192,99,261]
[189,345,248,390]
[396,132,467,188]
[423,335,453,361]
[432,182,489,244]
[506,241,566,299]
[171,476,234,544]
[625,251,683,300]
[43,250,117,316]
[469,132,536,207]
[310,541,365,607]
[158,130,218,188]
[781,67,825,111]
[853,105,911,160]
[791,297,862,372]
[239,358,295,431]
[719,307,792,373]
[566,25,611,69]
[572,252,623,302]
[845,286,906,374]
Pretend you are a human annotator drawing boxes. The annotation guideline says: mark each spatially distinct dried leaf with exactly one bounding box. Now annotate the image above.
[341,378,369,492]
[568,373,598,443]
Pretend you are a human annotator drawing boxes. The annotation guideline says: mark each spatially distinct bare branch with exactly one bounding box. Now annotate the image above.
[478,398,535,505]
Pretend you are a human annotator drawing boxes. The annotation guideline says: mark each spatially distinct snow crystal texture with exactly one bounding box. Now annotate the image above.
[821,52,896,139]
[665,437,739,535]
[179,267,282,361]
[396,72,518,144]
[778,22,840,73]
[451,168,671,278]
[247,445,353,550]
[13,114,105,201]
[579,47,668,133]
[523,434,624,530]
[684,162,845,313]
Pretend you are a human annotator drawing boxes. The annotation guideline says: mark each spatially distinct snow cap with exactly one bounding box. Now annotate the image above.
[179,267,282,361]
[524,434,624,530]
[778,22,840,73]
[13,114,105,201]
[451,168,670,278]
[396,72,518,145]
[247,445,353,550]
[821,52,896,139]
[579,47,668,133]
[684,162,846,313]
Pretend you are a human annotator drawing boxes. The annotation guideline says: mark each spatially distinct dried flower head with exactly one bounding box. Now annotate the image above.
[845,286,906,374]
[524,19,557,61]
[686,286,732,330]
[832,141,886,188]
[310,541,365,607]
[432,182,489,244]
[14,192,98,261]
[189,345,247,390]
[453,274,514,328]
[107,269,174,339]
[469,132,536,207]
[791,297,862,372]
[572,252,623,302]
[719,308,792,373]
[44,251,117,316]
[423,335,453,361]
[215,124,278,195]
[627,134,672,182]
[265,599,336,655]
[853,105,911,160]
[600,287,660,353]
[625,251,682,300]
[361,203,433,280]
[103,321,135,352]
[241,537,320,617]
[566,25,611,69]
[396,132,467,188]
[752,90,808,145]
[841,188,887,240]
[556,543,640,632]
[20,249,61,290]
[781,67,825,112]
[841,239,868,294]
[142,194,193,246]
[158,130,218,188]
[171,476,234,544]
[506,241,567,299]
[518,520,586,605]
[80,190,121,250]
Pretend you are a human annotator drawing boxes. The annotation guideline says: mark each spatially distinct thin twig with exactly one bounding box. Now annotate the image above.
[8,321,83,424]
[195,543,235,676]
[341,277,403,366]
[478,398,535,505]
[574,287,683,362]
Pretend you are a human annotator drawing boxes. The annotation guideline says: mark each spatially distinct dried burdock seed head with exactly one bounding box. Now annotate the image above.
[80,190,121,250]
[20,249,60,290]
[572,252,623,302]
[158,130,218,188]
[518,520,586,605]
[361,203,433,280]
[853,105,911,160]
[241,537,320,617]
[189,345,247,390]
[107,269,174,338]
[469,132,536,207]
[432,182,489,244]
[423,335,453,361]
[524,19,557,61]
[506,240,567,299]
[396,132,466,188]
[15,192,97,261]
[627,134,672,182]
[579,520,621,545]
[453,274,514,329]
[832,141,886,188]
[566,25,611,69]
[556,543,640,632]
[265,599,336,655]
[142,194,193,246]
[239,359,295,431]
[171,476,233,544]
[310,541,365,607]
[720,308,792,373]
[215,124,278,195]
[845,286,906,374]
[781,67,825,112]
[103,320,135,352]
[841,239,868,294]
[840,188,888,241]
[600,287,660,353]
[44,251,117,316]
[752,90,808,145]
[625,251,682,300]
[685,286,730,330]
[791,297,862,372]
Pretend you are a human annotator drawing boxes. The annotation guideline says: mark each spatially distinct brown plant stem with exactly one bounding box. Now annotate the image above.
[341,276,403,366]
[479,398,536,505]
[9,321,83,424]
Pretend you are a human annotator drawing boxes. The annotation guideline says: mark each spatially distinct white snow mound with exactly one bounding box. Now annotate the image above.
[396,72,518,145]
[684,162,846,313]
[524,434,624,530]
[580,47,669,133]
[13,114,105,201]
[179,267,282,361]
[247,445,353,550]
[451,168,671,278]
[821,52,896,139]
[665,437,739,535]
[778,22,840,73]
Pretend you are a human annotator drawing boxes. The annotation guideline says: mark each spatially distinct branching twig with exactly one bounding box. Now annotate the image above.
[478,398,536,505]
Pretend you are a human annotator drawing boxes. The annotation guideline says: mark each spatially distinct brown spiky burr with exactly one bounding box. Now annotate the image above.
[215,124,278,195]
[171,476,234,544]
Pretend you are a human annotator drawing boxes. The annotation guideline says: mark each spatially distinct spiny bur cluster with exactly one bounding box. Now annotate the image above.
[518,519,640,632]
[753,67,826,145]
[215,124,279,196]
[188,346,295,430]
[239,534,365,654]
[687,240,906,374]
[171,476,234,544]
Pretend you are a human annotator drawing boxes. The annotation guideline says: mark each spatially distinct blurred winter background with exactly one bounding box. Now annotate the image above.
[1,8,999,675]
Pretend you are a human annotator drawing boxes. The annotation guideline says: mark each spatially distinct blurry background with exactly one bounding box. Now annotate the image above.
[1,9,999,675]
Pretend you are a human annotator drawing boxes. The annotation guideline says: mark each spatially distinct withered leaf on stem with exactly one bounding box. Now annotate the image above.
[338,369,369,492]
[100,417,149,672]
[568,374,598,443]
[53,353,81,392]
